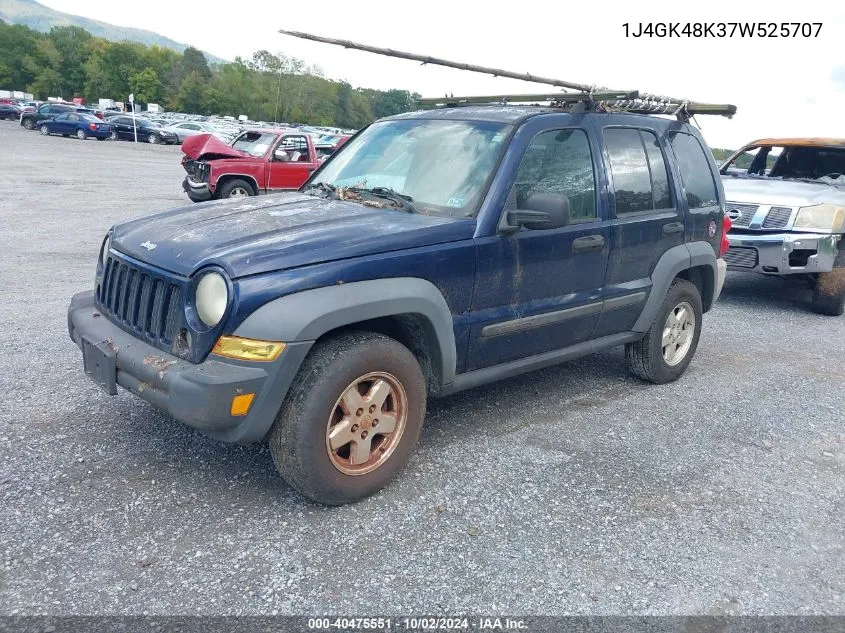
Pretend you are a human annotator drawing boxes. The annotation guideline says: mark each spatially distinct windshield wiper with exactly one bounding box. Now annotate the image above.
[346,186,418,214]
[303,181,338,199]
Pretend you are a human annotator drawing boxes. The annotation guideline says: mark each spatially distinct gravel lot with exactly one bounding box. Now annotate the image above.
[0,121,842,616]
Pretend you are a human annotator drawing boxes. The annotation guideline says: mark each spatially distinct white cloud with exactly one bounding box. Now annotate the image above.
[38,0,845,148]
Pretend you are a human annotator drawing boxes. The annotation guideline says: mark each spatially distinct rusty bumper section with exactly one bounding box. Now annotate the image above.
[67,291,308,443]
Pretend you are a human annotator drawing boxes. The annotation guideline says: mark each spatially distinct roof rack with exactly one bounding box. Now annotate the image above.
[278,30,737,121]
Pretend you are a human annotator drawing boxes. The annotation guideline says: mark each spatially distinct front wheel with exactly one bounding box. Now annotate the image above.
[76,129,87,140]
[269,331,427,505]
[626,279,703,384]
[811,269,845,316]
[218,178,254,199]
[39,124,50,136]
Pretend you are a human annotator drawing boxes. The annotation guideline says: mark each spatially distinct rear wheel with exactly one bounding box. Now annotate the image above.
[23,118,35,130]
[109,130,118,141]
[218,178,254,199]
[626,279,703,384]
[39,124,50,135]
[269,331,427,505]
[76,129,87,140]
[147,133,159,144]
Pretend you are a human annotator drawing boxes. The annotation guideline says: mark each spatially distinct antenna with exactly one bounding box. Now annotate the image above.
[278,30,736,119]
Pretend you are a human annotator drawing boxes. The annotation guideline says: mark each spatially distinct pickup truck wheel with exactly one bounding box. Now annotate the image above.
[269,331,427,505]
[811,269,845,316]
[218,179,254,199]
[625,279,702,384]
[39,124,50,135]
[23,118,35,130]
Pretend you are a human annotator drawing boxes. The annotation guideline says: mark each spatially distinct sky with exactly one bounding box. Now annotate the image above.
[37,0,845,149]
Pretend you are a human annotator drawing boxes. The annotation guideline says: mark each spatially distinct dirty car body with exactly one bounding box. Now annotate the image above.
[720,138,845,314]
[181,129,320,202]
[69,106,728,503]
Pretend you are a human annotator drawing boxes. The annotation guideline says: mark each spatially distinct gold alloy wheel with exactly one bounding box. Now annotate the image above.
[325,372,408,476]
[662,301,695,366]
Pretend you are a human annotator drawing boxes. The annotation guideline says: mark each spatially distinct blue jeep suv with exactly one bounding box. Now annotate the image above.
[68,105,729,504]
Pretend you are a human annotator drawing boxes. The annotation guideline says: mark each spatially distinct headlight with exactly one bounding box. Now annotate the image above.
[195,271,228,327]
[794,204,845,233]
[100,234,111,267]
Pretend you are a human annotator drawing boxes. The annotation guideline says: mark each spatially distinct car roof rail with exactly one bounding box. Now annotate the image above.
[278,30,736,121]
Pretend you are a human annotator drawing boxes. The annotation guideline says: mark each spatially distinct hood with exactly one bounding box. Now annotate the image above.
[181,133,247,161]
[721,175,845,207]
[111,193,476,278]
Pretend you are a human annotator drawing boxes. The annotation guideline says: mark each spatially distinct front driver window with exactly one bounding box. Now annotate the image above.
[507,128,597,222]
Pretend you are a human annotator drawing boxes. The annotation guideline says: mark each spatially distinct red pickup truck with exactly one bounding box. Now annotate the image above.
[181,129,320,202]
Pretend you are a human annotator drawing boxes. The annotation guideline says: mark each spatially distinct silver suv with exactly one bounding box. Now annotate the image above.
[720,138,845,315]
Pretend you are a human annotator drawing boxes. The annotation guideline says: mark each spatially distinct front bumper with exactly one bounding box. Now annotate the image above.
[182,176,213,201]
[67,291,312,443]
[725,232,840,275]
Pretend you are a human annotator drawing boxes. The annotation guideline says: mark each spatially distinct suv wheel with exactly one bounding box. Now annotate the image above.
[23,118,35,130]
[625,279,703,384]
[39,124,50,135]
[269,331,427,505]
[811,269,845,316]
[218,179,254,199]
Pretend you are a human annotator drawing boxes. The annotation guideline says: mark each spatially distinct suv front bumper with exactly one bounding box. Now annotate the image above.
[67,291,311,443]
[725,232,840,275]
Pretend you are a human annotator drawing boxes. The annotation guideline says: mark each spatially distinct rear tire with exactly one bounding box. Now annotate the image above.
[23,118,35,130]
[218,178,255,199]
[811,269,845,316]
[626,279,703,384]
[268,331,427,505]
[147,133,159,144]
[109,130,118,141]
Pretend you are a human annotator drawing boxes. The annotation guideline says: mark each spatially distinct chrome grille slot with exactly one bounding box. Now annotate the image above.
[725,203,758,228]
[723,246,758,268]
[762,206,792,229]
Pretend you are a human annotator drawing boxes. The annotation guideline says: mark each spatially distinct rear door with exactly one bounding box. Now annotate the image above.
[593,125,684,337]
[467,123,610,371]
[267,134,318,190]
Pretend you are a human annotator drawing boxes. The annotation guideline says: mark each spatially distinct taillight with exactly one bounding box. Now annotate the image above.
[89,123,97,131]
[719,213,732,257]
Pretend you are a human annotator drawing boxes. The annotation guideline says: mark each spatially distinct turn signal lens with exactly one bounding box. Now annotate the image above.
[230,393,255,417]
[211,336,285,362]
[720,213,732,257]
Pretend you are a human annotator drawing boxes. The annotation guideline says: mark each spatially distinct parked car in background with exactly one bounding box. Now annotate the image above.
[720,137,845,315]
[20,103,92,130]
[315,134,351,161]
[0,103,22,120]
[181,129,319,201]
[108,116,178,144]
[38,112,113,140]
[164,121,225,143]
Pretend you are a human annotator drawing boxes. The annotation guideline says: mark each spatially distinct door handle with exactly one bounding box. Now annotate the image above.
[572,235,605,253]
[662,222,684,236]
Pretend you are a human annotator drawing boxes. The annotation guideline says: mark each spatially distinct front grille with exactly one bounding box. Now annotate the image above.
[723,246,759,269]
[762,206,792,229]
[97,256,182,344]
[725,203,758,228]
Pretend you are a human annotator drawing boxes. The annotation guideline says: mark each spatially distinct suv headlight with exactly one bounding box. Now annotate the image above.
[100,233,111,268]
[794,204,845,233]
[195,271,229,327]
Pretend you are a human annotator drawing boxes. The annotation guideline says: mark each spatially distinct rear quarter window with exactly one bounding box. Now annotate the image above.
[669,132,719,208]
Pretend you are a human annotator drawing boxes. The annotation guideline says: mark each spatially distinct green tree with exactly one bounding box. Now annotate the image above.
[180,46,211,80]
[48,26,92,98]
[130,67,162,104]
[175,70,207,113]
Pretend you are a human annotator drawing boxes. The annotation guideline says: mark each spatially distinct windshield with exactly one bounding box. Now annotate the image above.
[722,144,845,184]
[232,131,278,157]
[309,119,510,216]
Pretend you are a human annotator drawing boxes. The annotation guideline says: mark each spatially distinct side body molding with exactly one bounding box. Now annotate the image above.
[233,277,458,385]
[632,242,718,332]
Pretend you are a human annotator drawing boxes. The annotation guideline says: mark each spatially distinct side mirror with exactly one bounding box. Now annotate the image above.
[274,149,290,162]
[506,193,571,231]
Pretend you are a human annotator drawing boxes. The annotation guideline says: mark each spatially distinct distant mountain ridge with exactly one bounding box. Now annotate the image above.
[0,0,226,63]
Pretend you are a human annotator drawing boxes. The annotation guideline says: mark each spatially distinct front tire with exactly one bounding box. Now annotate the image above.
[76,129,87,140]
[626,279,703,384]
[811,269,845,316]
[218,178,255,199]
[269,331,427,505]
[39,124,50,135]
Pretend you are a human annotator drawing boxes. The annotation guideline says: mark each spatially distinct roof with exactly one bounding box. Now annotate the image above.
[384,105,559,124]
[749,137,845,148]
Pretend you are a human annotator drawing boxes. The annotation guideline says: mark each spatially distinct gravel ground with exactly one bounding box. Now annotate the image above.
[0,121,842,616]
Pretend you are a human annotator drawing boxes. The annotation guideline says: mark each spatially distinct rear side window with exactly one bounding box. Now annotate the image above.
[669,132,719,208]
[605,128,673,214]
